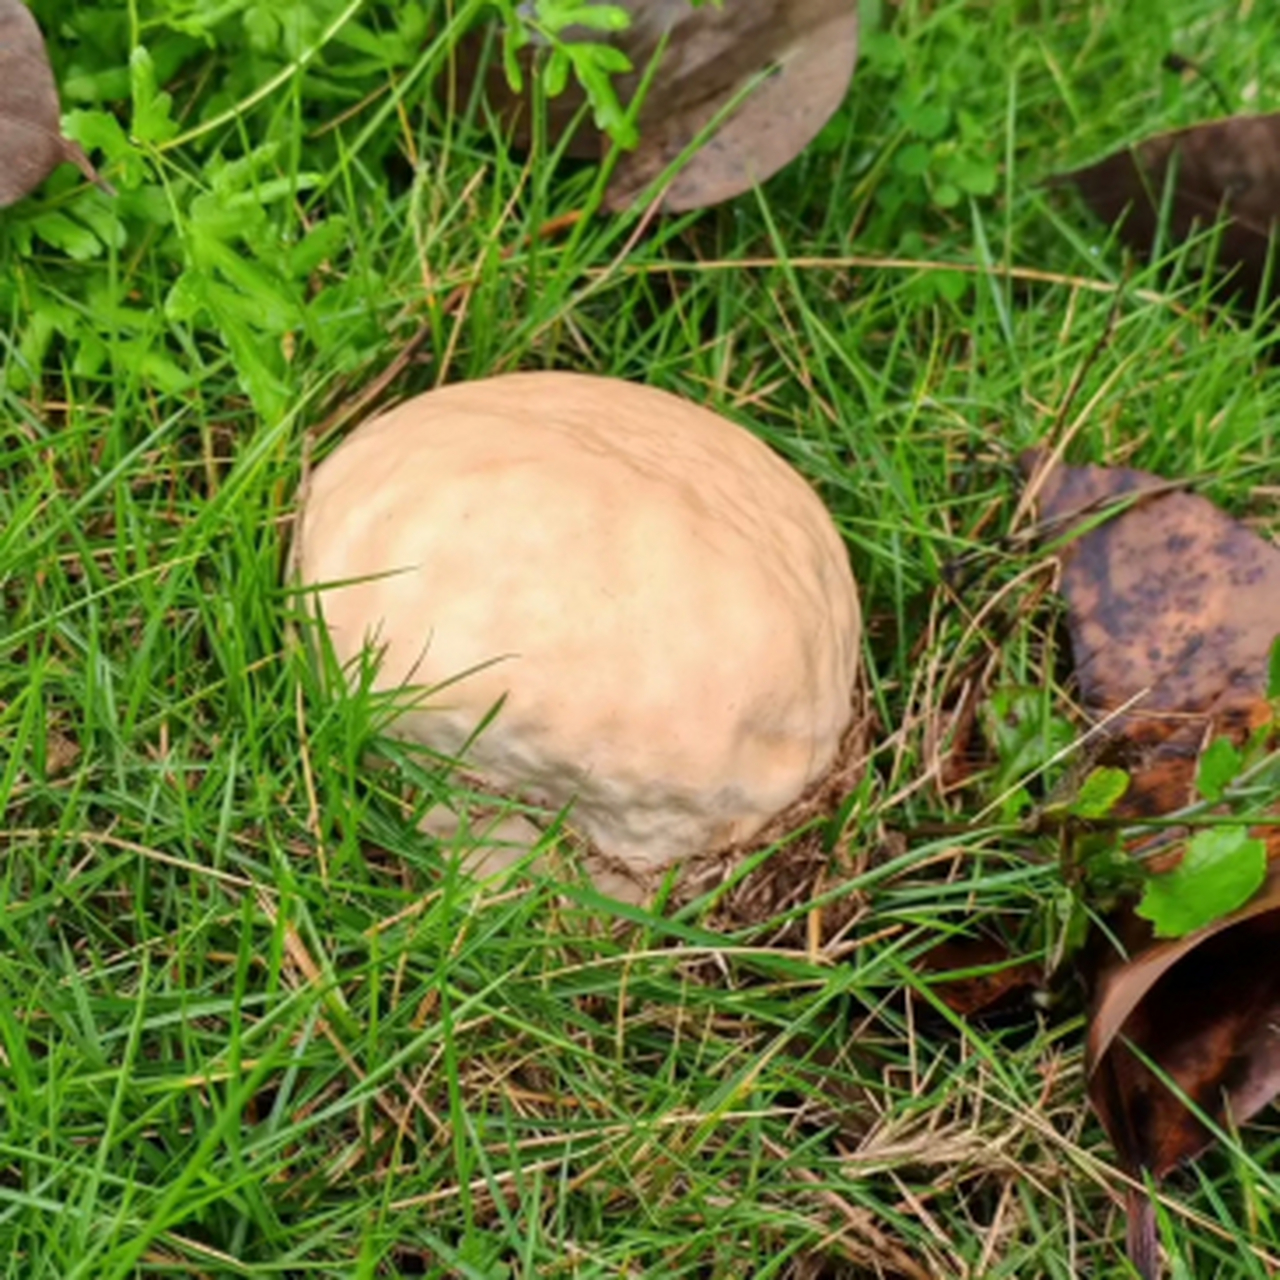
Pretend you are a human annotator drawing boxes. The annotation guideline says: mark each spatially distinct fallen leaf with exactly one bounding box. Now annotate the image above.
[1087,867,1280,1278]
[1088,865,1280,1180]
[916,934,1040,1018]
[1058,113,1280,302]
[1025,452,1280,1276]
[1026,453,1280,824]
[454,0,859,213]
[0,0,105,206]
[44,726,80,777]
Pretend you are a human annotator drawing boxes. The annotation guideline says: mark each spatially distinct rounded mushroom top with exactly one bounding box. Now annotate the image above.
[295,371,860,889]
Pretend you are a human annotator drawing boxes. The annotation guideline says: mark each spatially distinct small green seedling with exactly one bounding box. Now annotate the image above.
[1135,825,1267,939]
[491,0,730,149]
[495,1,638,145]
[1060,765,1131,821]
[1132,635,1280,938]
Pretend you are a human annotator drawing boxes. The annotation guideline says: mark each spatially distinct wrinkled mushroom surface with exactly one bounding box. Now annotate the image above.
[296,372,861,896]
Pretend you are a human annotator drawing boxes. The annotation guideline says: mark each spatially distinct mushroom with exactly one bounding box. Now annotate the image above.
[295,372,861,902]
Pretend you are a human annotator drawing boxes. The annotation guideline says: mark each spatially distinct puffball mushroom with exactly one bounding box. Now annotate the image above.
[295,372,861,900]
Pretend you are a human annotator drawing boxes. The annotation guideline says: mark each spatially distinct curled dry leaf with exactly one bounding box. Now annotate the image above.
[0,0,105,206]
[454,0,859,213]
[1086,867,1280,1179]
[1058,113,1280,302]
[1085,870,1280,1277]
[1024,451,1280,1276]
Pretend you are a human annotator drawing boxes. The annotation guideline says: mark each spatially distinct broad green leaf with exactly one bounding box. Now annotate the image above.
[502,23,528,93]
[894,142,932,178]
[129,47,177,144]
[1136,826,1267,939]
[31,211,101,260]
[550,3,631,34]
[209,298,291,424]
[1197,736,1243,803]
[1070,766,1130,819]
[243,4,280,53]
[63,109,149,189]
[545,47,572,98]
[287,217,349,279]
[901,101,950,140]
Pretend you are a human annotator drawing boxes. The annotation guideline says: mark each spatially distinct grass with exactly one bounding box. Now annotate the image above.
[2,0,1279,1275]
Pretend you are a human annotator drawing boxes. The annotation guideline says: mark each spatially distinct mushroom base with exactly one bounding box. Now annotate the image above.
[418,685,873,939]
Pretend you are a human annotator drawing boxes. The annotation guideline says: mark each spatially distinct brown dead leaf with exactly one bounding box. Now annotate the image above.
[44,727,80,777]
[0,0,105,206]
[1024,451,1280,1276]
[1086,866,1280,1178]
[1058,113,1280,302]
[917,934,1040,1018]
[1026,453,1280,823]
[454,0,858,213]
[1086,869,1280,1277]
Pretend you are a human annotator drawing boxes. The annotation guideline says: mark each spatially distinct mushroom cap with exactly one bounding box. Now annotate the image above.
[296,371,860,894]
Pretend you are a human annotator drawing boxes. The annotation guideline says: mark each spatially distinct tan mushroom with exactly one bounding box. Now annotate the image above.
[295,372,861,902]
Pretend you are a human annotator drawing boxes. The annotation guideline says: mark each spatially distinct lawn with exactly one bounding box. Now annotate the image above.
[2,0,1279,1276]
